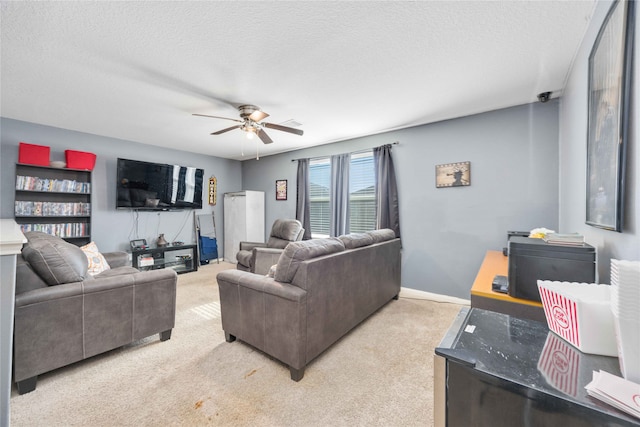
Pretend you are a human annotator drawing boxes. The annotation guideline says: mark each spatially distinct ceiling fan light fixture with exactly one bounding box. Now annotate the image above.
[196,104,303,144]
[243,124,258,139]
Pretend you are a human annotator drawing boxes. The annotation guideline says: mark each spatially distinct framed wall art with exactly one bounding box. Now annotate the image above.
[208,176,217,206]
[436,161,471,188]
[276,179,288,201]
[586,0,635,231]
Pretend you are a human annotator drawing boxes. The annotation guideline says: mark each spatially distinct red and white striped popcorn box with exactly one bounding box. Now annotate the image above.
[537,280,618,356]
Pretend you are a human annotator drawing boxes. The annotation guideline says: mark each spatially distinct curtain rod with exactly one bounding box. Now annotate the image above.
[291,141,399,162]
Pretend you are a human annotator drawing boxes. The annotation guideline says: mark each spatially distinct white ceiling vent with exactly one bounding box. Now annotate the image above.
[280,119,302,128]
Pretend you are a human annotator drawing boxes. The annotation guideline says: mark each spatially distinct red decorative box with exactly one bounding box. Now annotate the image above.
[65,150,96,170]
[18,142,50,166]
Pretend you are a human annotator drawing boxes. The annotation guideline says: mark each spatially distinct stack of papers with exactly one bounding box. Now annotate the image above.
[585,370,640,419]
[543,232,585,246]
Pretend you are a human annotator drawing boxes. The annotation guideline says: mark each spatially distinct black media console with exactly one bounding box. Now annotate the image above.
[132,244,198,274]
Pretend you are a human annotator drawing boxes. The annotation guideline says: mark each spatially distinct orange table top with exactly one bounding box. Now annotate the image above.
[471,250,543,308]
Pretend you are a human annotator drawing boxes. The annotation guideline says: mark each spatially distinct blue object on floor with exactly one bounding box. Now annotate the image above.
[199,236,218,265]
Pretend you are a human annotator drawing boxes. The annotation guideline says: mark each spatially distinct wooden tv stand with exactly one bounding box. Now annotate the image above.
[470,250,545,322]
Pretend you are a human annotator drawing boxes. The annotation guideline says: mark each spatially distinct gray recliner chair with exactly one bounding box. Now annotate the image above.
[236,219,304,275]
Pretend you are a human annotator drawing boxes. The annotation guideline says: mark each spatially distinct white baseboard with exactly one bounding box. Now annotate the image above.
[400,287,470,306]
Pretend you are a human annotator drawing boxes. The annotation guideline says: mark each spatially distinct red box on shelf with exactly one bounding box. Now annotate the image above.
[18,142,50,166]
[65,150,96,170]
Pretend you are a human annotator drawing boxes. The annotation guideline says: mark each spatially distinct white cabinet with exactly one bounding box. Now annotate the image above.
[223,191,264,263]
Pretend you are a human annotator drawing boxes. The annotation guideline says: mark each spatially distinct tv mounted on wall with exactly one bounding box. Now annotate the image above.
[116,158,204,210]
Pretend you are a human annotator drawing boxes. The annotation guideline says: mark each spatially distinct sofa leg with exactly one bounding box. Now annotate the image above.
[290,367,305,382]
[393,294,399,300]
[16,376,37,395]
[225,332,236,343]
[160,330,172,341]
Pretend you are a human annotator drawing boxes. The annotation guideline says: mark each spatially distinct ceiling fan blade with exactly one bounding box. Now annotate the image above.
[211,125,242,135]
[263,122,304,136]
[193,113,243,123]
[249,110,269,122]
[257,128,273,144]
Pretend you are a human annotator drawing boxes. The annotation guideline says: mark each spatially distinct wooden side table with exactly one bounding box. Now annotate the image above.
[470,250,545,322]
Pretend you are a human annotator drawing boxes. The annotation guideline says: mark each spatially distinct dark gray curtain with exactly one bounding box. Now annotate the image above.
[374,144,400,237]
[330,153,350,237]
[296,159,312,240]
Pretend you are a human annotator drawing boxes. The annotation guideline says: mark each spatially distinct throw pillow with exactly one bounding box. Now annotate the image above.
[81,241,111,275]
[22,231,90,285]
[267,264,277,278]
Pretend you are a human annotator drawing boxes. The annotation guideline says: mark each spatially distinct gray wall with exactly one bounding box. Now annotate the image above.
[242,102,560,299]
[559,0,639,284]
[1,118,241,253]
[8,2,637,300]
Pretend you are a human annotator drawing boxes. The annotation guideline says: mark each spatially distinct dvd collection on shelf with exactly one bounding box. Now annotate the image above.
[14,201,90,217]
[18,222,89,238]
[16,175,91,193]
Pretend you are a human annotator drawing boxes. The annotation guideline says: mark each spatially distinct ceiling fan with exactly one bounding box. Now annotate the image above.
[193,104,303,144]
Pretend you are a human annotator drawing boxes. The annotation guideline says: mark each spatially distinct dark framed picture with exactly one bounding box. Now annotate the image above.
[436,161,470,188]
[586,0,634,232]
[276,179,287,200]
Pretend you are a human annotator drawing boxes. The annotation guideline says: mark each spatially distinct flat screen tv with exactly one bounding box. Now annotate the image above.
[116,158,204,210]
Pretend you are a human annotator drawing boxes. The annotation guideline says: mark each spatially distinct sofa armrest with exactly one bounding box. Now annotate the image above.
[103,251,129,268]
[239,241,267,251]
[216,269,307,371]
[252,247,285,276]
[217,269,306,302]
[15,256,49,295]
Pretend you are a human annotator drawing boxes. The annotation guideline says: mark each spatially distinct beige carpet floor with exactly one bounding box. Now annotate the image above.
[10,262,462,426]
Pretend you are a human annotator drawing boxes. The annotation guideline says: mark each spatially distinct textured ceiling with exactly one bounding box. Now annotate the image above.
[1,1,595,161]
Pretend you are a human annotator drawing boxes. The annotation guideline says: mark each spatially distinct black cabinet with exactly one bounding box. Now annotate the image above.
[15,163,91,246]
[434,308,639,426]
[132,245,198,274]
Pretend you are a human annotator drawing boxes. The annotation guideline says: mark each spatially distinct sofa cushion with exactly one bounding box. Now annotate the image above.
[339,232,374,249]
[95,266,140,277]
[367,229,396,243]
[81,241,111,275]
[21,232,89,286]
[275,238,345,283]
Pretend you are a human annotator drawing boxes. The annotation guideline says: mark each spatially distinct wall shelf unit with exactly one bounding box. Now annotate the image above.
[14,163,92,246]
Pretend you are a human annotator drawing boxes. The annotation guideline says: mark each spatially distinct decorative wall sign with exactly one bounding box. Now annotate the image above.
[436,161,471,188]
[208,176,217,205]
[276,179,287,200]
[586,0,634,232]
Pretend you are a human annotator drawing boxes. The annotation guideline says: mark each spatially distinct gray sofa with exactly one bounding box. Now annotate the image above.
[13,232,177,394]
[217,229,401,381]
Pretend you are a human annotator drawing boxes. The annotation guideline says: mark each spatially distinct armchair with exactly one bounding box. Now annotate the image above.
[236,219,304,275]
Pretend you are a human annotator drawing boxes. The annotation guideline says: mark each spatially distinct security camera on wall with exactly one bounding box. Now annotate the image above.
[537,91,552,103]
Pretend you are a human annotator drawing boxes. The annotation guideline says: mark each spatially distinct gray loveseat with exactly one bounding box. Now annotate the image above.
[13,232,177,394]
[216,229,401,381]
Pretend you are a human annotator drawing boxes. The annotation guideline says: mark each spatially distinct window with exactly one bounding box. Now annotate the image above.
[349,152,376,233]
[308,152,376,237]
[309,158,331,237]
